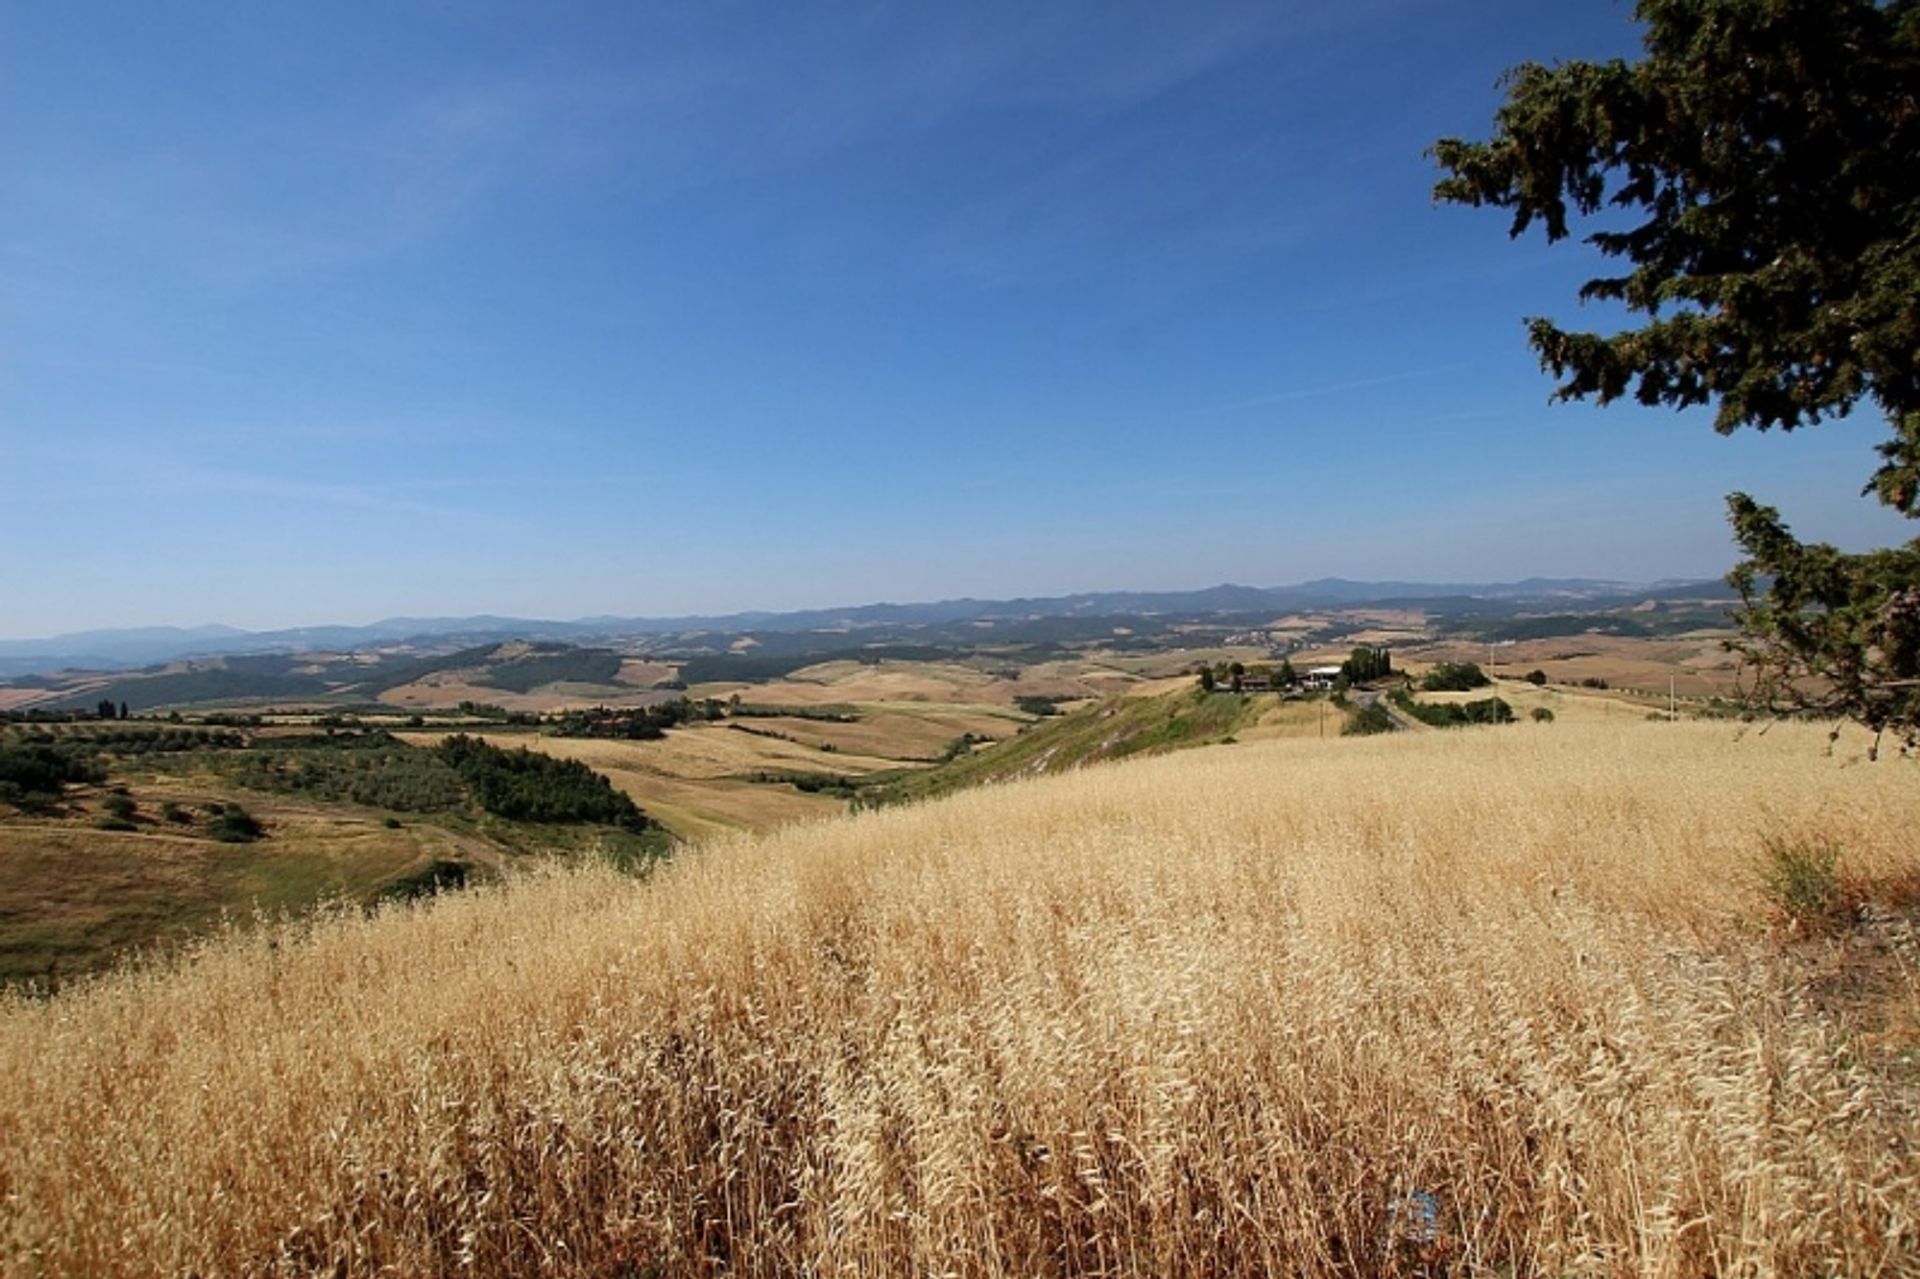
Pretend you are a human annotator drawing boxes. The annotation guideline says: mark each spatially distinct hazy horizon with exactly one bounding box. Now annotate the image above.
[0,570,1743,647]
[6,1,1911,637]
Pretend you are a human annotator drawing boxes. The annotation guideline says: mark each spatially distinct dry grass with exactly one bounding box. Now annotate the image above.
[1410,635,1742,699]
[736,710,1019,761]
[3,722,1917,1277]
[390,730,862,840]
[1421,678,1653,724]
[615,660,675,688]
[1237,697,1338,740]
[0,791,492,985]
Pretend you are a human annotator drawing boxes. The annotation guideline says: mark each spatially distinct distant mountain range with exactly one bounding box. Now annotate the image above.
[0,577,1734,679]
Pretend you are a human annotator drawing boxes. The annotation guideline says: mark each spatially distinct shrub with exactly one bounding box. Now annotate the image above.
[382,859,470,901]
[101,794,138,823]
[0,742,103,808]
[1525,669,1548,686]
[1759,836,1848,930]
[1392,690,1514,729]
[160,801,189,824]
[1530,707,1555,723]
[208,805,264,844]
[1343,704,1394,736]
[1422,662,1491,692]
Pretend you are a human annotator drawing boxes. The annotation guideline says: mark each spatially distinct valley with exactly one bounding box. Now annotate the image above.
[0,585,1743,985]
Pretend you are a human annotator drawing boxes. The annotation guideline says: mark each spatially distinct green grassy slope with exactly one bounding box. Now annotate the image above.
[0,731,671,987]
[868,686,1265,806]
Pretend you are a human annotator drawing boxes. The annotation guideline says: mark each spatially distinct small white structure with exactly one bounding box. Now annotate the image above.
[1301,665,1344,691]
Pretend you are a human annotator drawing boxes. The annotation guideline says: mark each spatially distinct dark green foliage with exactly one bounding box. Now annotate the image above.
[1341,646,1393,684]
[218,732,468,813]
[477,648,623,694]
[728,703,858,722]
[1727,497,1920,755]
[56,668,329,714]
[382,859,471,901]
[1531,707,1556,723]
[1014,695,1069,717]
[1394,689,1515,728]
[161,800,189,823]
[48,726,245,756]
[548,698,726,741]
[1464,698,1514,726]
[1525,669,1548,686]
[1197,667,1217,693]
[198,712,264,727]
[1433,0,1920,486]
[1421,662,1492,692]
[350,645,501,697]
[100,794,137,823]
[1343,703,1395,736]
[94,818,137,832]
[207,804,264,843]
[745,770,863,798]
[937,734,981,763]
[1433,0,1920,745]
[453,701,516,722]
[438,734,648,831]
[0,742,103,808]
[1579,677,1612,690]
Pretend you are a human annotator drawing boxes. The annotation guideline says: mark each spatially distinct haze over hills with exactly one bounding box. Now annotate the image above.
[0,576,1734,679]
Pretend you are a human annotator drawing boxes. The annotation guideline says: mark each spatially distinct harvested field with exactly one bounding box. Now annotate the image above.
[377,675,675,714]
[398,729,890,838]
[615,659,675,687]
[1411,634,1741,698]
[731,709,1019,761]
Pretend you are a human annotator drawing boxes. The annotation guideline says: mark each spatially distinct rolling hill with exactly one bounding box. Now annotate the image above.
[1,719,1912,1275]
[0,577,1736,679]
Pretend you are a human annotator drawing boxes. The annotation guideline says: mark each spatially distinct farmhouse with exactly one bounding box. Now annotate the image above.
[1300,665,1343,691]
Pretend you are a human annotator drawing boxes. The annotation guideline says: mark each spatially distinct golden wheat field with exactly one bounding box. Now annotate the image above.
[2,721,1917,1277]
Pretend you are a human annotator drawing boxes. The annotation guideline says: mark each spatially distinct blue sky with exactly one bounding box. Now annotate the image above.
[2,0,1909,637]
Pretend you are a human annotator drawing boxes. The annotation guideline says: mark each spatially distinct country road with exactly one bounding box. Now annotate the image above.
[1352,686,1422,732]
